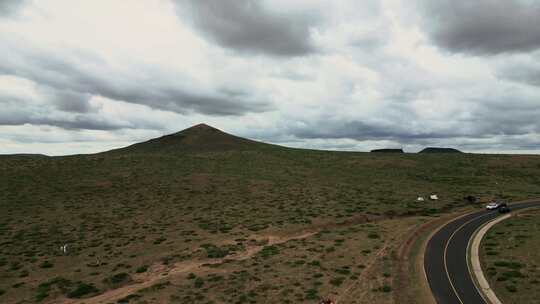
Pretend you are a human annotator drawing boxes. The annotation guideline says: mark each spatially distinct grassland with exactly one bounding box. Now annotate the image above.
[480,208,540,304]
[1,124,540,303]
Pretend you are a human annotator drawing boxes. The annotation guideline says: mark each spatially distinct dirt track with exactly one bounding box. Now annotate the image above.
[60,231,316,304]
[59,213,389,304]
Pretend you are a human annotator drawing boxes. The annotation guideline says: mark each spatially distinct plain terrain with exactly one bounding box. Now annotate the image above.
[2,124,540,303]
[480,208,540,304]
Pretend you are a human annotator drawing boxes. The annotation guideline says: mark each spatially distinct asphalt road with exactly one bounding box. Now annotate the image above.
[424,200,540,304]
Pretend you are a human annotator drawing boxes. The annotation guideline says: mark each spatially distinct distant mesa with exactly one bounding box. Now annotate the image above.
[107,123,276,154]
[0,154,48,158]
[370,149,404,153]
[419,147,462,154]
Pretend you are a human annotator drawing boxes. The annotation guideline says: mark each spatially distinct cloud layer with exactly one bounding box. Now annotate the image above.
[419,0,540,55]
[0,0,27,17]
[174,0,319,56]
[0,0,539,155]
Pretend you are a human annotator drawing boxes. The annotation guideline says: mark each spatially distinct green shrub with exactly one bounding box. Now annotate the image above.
[501,270,524,278]
[368,232,380,239]
[330,277,345,286]
[103,273,131,288]
[194,277,204,288]
[35,277,74,301]
[67,283,98,298]
[259,246,279,258]
[207,274,223,282]
[335,267,351,275]
[139,281,170,293]
[506,285,517,292]
[494,261,524,269]
[200,244,229,258]
[39,261,54,269]
[117,294,141,303]
[305,289,318,300]
[135,265,148,273]
[381,285,392,292]
[35,290,49,302]
[0,289,5,296]
[308,260,321,267]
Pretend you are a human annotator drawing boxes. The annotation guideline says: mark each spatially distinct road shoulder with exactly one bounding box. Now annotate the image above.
[468,214,510,304]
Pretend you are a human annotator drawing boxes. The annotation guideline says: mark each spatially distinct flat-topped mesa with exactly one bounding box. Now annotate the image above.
[107,123,276,154]
[419,147,463,154]
[370,148,404,153]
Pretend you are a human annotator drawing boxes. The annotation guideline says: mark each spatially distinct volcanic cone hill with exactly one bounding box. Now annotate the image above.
[107,123,278,154]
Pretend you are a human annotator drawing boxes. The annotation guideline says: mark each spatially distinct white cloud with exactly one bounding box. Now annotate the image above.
[0,0,539,155]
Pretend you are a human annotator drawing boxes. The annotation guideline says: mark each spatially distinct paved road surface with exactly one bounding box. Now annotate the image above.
[424,200,540,304]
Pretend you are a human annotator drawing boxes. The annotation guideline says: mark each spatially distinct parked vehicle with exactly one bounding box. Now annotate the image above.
[486,200,508,210]
[486,202,500,210]
[498,206,511,213]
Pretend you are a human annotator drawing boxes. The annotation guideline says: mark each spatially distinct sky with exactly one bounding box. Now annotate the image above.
[1,0,540,155]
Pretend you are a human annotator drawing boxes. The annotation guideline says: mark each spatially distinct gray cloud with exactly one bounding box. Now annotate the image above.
[279,118,540,153]
[0,114,131,131]
[0,42,273,119]
[287,120,462,143]
[498,59,540,87]
[0,100,130,131]
[419,0,540,55]
[174,0,319,56]
[283,93,540,148]
[43,89,94,113]
[0,0,28,17]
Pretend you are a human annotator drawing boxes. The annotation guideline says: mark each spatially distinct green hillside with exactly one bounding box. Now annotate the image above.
[1,124,540,303]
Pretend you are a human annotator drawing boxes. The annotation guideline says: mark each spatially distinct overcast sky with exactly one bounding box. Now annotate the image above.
[1,0,540,155]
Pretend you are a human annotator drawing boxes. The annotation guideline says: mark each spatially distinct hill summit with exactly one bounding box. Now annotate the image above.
[110,123,274,154]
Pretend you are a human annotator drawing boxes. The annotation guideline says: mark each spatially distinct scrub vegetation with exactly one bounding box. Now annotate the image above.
[1,124,540,303]
[481,208,540,304]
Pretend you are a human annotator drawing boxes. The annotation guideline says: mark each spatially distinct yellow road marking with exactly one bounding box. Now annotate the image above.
[443,212,494,304]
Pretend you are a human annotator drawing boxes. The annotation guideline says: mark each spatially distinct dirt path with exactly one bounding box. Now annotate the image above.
[334,224,415,304]
[60,231,316,304]
[60,214,386,304]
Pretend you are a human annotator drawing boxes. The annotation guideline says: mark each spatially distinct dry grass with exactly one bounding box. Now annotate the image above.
[2,126,540,303]
[480,208,540,304]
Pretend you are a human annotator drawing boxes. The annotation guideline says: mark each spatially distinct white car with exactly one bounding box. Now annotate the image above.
[486,202,501,210]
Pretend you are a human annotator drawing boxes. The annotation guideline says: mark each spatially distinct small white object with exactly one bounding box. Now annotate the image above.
[417,196,425,202]
[430,194,439,200]
[60,244,68,254]
[486,202,499,210]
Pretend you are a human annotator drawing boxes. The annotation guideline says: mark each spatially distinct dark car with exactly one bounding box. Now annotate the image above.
[498,206,511,213]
